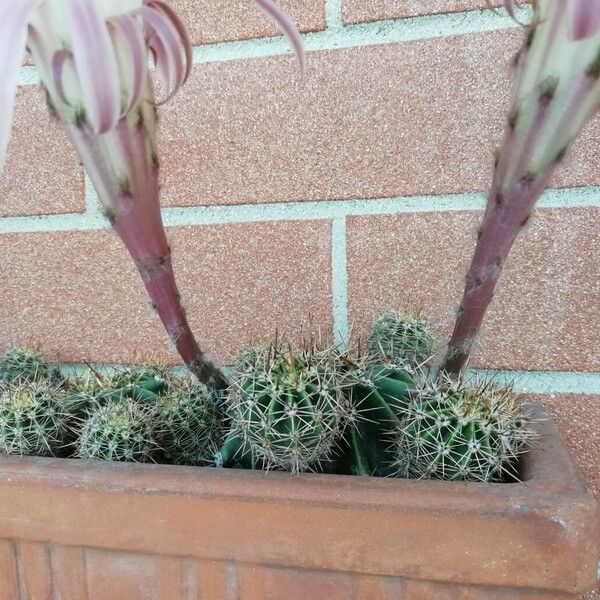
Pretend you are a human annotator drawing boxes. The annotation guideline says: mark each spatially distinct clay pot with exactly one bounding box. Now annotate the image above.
[0,403,597,599]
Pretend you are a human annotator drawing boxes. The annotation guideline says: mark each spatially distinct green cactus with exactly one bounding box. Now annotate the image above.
[333,355,417,476]
[0,347,58,384]
[154,376,221,466]
[0,381,68,456]
[77,399,157,463]
[333,310,436,477]
[369,311,435,367]
[64,365,168,421]
[224,343,350,474]
[394,376,535,482]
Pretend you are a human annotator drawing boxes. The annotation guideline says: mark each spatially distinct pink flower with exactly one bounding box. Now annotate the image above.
[0,0,303,171]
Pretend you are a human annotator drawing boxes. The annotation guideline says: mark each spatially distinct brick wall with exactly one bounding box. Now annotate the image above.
[1,0,599,509]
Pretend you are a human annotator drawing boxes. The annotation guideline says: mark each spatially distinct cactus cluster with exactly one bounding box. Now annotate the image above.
[333,356,416,476]
[77,399,157,463]
[394,376,535,482]
[225,343,350,474]
[0,337,535,484]
[0,347,58,384]
[153,376,221,466]
[0,381,68,457]
[69,365,167,406]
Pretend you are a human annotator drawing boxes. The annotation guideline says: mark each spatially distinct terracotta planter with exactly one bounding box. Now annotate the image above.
[0,403,597,599]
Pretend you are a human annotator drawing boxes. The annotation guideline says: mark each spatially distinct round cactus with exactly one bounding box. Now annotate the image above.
[394,376,535,482]
[369,311,435,366]
[0,381,68,456]
[226,343,349,474]
[77,399,157,463]
[154,376,221,466]
[0,347,57,384]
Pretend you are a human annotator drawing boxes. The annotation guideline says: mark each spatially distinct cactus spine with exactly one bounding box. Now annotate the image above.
[335,312,435,476]
[225,343,349,474]
[443,2,600,373]
[0,381,68,456]
[154,376,221,466]
[332,356,414,476]
[394,376,535,482]
[369,311,434,367]
[0,347,57,384]
[77,399,157,463]
[64,366,168,420]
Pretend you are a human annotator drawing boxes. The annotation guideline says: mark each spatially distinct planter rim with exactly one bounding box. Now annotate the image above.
[0,402,597,593]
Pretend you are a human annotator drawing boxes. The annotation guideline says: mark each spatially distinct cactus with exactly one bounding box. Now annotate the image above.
[154,376,221,466]
[394,376,535,482]
[0,381,68,456]
[0,347,58,384]
[77,399,157,463]
[443,1,600,374]
[333,354,418,476]
[65,365,168,417]
[224,343,350,474]
[369,311,435,367]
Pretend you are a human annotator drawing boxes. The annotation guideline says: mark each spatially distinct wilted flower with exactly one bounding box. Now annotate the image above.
[0,0,303,389]
[444,0,600,373]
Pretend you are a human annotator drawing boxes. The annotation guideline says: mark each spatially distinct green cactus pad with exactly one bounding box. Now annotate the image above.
[77,399,157,463]
[394,376,535,482]
[154,376,221,466]
[226,343,350,474]
[369,311,435,366]
[0,381,68,456]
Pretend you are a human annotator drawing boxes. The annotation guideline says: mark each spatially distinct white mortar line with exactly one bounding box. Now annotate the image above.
[471,370,600,395]
[1,186,598,235]
[331,218,349,349]
[17,7,528,86]
[192,8,524,65]
[55,362,600,395]
[325,0,344,30]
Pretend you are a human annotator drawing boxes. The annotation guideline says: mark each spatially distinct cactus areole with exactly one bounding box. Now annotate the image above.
[0,0,303,390]
[443,0,600,373]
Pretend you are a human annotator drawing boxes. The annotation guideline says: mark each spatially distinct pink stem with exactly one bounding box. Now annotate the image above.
[66,121,228,390]
[442,170,553,374]
[112,208,228,389]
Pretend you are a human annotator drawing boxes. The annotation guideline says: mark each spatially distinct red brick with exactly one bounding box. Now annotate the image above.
[0,221,332,365]
[0,86,84,217]
[347,207,599,372]
[343,0,507,24]
[161,29,600,207]
[170,0,325,45]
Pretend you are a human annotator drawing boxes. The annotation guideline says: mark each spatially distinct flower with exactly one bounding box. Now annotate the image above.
[0,0,303,388]
[1,0,303,169]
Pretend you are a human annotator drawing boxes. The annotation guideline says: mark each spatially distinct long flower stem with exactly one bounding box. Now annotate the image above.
[442,171,552,374]
[66,118,229,391]
[113,214,229,390]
